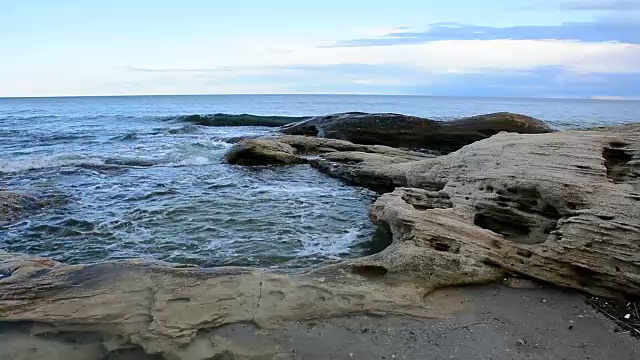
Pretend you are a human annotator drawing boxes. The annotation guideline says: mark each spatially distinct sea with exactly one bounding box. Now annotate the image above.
[1,95,639,268]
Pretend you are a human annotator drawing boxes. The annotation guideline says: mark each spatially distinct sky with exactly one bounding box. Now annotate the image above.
[1,0,639,98]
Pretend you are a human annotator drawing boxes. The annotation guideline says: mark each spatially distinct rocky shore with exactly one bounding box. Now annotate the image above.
[1,112,639,359]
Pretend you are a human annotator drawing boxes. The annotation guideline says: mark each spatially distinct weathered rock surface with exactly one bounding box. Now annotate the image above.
[225,139,306,165]
[314,125,640,298]
[0,251,467,359]
[225,135,431,169]
[0,191,40,224]
[4,283,640,360]
[281,112,553,152]
[223,125,640,298]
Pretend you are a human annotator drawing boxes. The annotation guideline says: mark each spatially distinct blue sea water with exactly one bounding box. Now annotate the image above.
[1,95,638,267]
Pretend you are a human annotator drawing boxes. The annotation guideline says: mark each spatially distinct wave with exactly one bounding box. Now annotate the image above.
[110,133,138,141]
[165,124,202,134]
[1,159,131,174]
[0,153,217,174]
[103,158,159,167]
[166,113,309,127]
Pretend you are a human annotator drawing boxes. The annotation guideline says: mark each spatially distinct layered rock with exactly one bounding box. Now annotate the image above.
[226,135,431,170]
[226,124,640,297]
[0,251,463,359]
[316,126,640,297]
[281,112,553,152]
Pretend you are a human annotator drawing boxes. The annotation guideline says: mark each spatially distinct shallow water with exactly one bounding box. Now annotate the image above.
[1,95,638,267]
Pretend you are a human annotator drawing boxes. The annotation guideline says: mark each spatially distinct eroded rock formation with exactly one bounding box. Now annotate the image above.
[0,251,461,359]
[226,124,640,298]
[315,126,640,298]
[281,112,553,152]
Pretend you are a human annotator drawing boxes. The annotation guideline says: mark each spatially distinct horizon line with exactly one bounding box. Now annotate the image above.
[1,93,639,102]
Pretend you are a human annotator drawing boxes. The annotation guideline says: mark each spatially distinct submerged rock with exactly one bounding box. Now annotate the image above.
[0,191,40,224]
[281,112,553,152]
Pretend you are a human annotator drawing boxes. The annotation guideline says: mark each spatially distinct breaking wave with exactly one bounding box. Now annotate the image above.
[166,113,309,127]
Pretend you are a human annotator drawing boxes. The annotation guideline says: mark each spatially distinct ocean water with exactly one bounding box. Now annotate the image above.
[1,95,638,268]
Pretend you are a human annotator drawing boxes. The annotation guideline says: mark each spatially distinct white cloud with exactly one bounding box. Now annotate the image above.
[259,40,640,74]
[127,39,640,74]
[2,38,639,96]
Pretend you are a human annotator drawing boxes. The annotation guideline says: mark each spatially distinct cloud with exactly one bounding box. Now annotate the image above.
[332,17,640,47]
[122,40,640,75]
[561,0,640,11]
[4,16,640,97]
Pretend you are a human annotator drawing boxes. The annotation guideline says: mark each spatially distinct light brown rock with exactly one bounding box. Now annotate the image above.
[321,126,639,297]
[225,135,431,168]
[225,139,305,165]
[0,250,464,359]
[225,125,640,298]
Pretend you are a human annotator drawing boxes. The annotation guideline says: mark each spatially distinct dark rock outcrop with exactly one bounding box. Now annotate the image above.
[281,112,553,152]
[175,113,306,127]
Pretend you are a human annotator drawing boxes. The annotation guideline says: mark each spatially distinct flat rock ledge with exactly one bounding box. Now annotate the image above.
[0,251,472,359]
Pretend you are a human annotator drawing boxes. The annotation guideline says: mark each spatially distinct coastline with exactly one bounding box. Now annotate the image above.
[2,112,639,359]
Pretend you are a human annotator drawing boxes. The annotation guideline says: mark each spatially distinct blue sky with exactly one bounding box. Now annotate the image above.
[1,0,639,98]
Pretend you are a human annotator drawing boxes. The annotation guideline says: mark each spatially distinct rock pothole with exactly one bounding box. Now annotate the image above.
[603,144,633,184]
[401,190,452,211]
[473,184,561,244]
[351,265,389,278]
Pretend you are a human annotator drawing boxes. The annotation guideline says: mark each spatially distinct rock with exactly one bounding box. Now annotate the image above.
[0,191,40,224]
[281,112,553,152]
[341,125,639,298]
[225,139,306,166]
[223,125,640,298]
[225,136,431,169]
[0,251,458,360]
[176,113,306,127]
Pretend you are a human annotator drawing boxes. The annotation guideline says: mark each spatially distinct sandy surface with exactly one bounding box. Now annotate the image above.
[1,283,638,360]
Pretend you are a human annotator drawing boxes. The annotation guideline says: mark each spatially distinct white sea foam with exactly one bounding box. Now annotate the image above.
[0,156,104,173]
[296,227,363,258]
